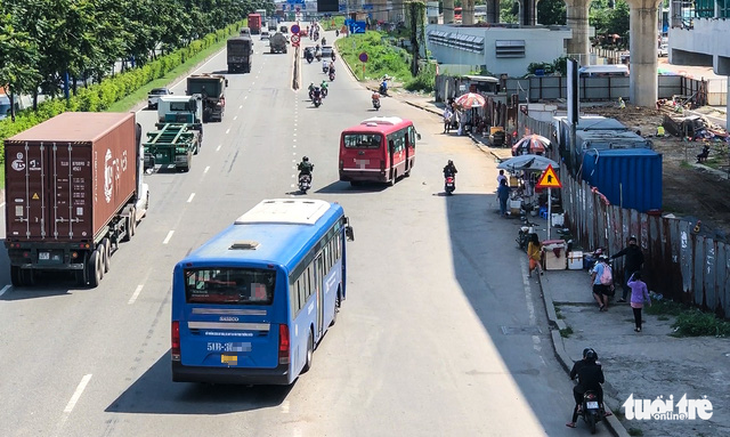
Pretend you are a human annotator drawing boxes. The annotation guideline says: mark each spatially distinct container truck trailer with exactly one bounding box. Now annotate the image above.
[4,112,150,287]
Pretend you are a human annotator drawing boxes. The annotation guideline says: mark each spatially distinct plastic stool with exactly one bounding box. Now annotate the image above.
[539,206,549,219]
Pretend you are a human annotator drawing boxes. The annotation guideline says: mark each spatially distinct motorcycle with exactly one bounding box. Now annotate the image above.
[378,83,389,97]
[444,172,456,195]
[321,85,328,98]
[516,217,537,251]
[298,173,312,194]
[322,63,329,74]
[313,94,322,108]
[372,98,381,111]
[335,30,339,37]
[315,52,322,62]
[306,53,313,64]
[578,391,604,434]
[329,70,336,81]
[308,86,316,100]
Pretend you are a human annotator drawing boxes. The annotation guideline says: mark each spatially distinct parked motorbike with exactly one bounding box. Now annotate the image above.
[329,70,336,81]
[372,98,381,111]
[578,390,604,434]
[298,173,312,194]
[516,217,537,251]
[444,173,456,195]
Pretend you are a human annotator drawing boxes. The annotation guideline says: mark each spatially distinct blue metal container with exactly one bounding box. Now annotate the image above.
[580,148,663,212]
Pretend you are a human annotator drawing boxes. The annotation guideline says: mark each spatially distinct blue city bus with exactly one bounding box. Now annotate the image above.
[171,199,354,385]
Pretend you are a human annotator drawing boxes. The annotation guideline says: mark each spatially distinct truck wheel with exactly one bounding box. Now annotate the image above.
[88,249,102,288]
[75,263,87,287]
[129,207,137,238]
[22,269,35,286]
[10,266,24,287]
[101,238,111,273]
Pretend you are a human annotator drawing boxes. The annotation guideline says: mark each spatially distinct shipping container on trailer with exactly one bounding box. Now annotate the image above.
[580,148,663,212]
[4,112,149,287]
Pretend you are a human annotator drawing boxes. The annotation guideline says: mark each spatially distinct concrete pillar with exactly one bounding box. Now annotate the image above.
[565,0,591,65]
[519,0,537,25]
[485,0,500,23]
[726,84,730,131]
[463,0,475,25]
[443,0,455,24]
[626,0,662,107]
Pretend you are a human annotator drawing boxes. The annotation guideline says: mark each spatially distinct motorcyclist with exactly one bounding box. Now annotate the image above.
[298,156,314,179]
[331,51,336,61]
[371,91,381,109]
[335,29,339,37]
[320,80,329,97]
[443,160,458,177]
[312,87,322,105]
[321,37,327,46]
[322,59,329,73]
[379,77,389,95]
[566,348,607,429]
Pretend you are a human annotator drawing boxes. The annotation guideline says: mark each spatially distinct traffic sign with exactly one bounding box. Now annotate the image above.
[536,165,562,189]
[359,52,368,63]
[291,24,300,34]
[291,34,300,44]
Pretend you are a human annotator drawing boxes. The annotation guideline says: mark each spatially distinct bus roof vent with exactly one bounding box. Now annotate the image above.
[234,198,330,225]
[230,240,260,250]
[360,116,403,126]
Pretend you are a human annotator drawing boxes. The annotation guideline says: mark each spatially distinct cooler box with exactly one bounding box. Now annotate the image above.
[568,251,584,270]
[551,213,565,226]
[543,240,567,270]
[509,200,521,215]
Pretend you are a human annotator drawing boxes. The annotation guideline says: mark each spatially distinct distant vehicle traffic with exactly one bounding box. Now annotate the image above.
[171,198,354,385]
[248,13,262,34]
[227,36,254,73]
[147,87,172,109]
[339,116,419,186]
[578,65,629,77]
[260,30,270,40]
[658,44,668,57]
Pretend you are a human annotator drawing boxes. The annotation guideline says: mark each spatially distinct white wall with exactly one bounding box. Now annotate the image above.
[426,24,572,77]
[669,19,730,59]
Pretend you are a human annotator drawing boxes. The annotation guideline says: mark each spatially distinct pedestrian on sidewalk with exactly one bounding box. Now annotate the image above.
[497,179,510,217]
[611,236,644,303]
[628,272,651,332]
[527,233,542,277]
[443,107,453,134]
[591,255,612,311]
[497,169,507,186]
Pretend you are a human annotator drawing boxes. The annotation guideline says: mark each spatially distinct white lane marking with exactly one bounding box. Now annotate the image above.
[64,374,92,413]
[216,145,222,152]
[292,138,297,142]
[252,82,255,86]
[0,284,11,297]
[233,115,238,121]
[239,105,243,109]
[128,285,144,305]
[187,193,196,203]
[244,96,248,100]
[521,258,537,326]
[204,166,210,174]
[163,230,175,245]
[226,128,231,134]
[293,133,297,136]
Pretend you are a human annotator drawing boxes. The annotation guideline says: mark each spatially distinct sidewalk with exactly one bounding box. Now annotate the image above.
[393,91,730,437]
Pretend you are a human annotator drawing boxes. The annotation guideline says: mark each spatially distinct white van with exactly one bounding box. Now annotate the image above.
[578,65,629,77]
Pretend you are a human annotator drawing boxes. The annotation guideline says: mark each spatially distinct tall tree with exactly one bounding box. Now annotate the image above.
[0,1,40,119]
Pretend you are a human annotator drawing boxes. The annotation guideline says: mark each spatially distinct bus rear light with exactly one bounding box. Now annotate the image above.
[71,252,78,259]
[23,252,29,258]
[380,160,385,171]
[278,324,290,365]
[171,321,181,361]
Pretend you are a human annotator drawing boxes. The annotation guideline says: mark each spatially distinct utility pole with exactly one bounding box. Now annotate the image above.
[409,1,420,76]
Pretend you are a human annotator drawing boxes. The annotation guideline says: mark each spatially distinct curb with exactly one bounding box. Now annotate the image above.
[538,276,631,437]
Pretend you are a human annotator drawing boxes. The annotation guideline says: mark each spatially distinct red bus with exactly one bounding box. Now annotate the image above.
[454,7,462,23]
[339,117,419,186]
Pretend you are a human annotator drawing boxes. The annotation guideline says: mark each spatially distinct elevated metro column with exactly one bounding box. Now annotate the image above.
[565,0,591,65]
[627,0,662,107]
[518,0,537,25]
[463,0,476,25]
[443,0,455,24]
[485,0,500,23]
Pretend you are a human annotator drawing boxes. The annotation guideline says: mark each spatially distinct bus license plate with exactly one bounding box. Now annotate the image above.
[586,401,599,409]
[39,252,50,260]
[221,354,238,365]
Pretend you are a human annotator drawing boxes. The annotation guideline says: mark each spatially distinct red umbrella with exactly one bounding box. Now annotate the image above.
[512,134,551,156]
[454,92,486,109]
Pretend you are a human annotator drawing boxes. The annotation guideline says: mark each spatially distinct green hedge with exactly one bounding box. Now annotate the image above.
[0,20,245,163]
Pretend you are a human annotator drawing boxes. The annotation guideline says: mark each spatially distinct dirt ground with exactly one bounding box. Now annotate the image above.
[583,104,730,236]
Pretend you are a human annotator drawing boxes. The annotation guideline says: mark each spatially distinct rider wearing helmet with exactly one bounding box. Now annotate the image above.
[443,160,458,177]
[566,348,607,428]
[298,156,314,178]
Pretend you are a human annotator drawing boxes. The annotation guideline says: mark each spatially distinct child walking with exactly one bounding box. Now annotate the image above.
[627,272,651,332]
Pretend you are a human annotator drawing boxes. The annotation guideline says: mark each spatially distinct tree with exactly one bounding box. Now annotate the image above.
[0,1,40,119]
[537,0,566,25]
[500,0,518,23]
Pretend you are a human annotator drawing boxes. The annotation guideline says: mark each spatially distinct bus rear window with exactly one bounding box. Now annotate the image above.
[185,268,275,305]
[343,133,382,149]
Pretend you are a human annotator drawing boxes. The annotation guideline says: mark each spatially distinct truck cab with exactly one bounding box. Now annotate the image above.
[157,95,203,129]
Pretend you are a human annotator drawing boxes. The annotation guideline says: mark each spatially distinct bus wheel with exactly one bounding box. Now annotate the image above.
[330,293,340,327]
[390,171,397,186]
[302,331,314,373]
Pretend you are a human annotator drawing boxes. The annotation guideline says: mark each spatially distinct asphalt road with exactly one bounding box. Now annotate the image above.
[0,29,587,436]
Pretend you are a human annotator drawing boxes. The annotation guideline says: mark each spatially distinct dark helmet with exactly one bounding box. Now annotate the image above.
[303,156,309,162]
[584,348,597,362]
[448,160,453,165]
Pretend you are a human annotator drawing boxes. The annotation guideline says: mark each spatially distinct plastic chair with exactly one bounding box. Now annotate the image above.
[539,206,549,219]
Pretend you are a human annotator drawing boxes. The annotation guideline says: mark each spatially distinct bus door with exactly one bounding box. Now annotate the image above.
[315,254,325,338]
[405,126,416,171]
[388,137,395,181]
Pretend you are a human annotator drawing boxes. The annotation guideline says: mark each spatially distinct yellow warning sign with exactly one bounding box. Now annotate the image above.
[536,165,562,188]
[32,192,40,200]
